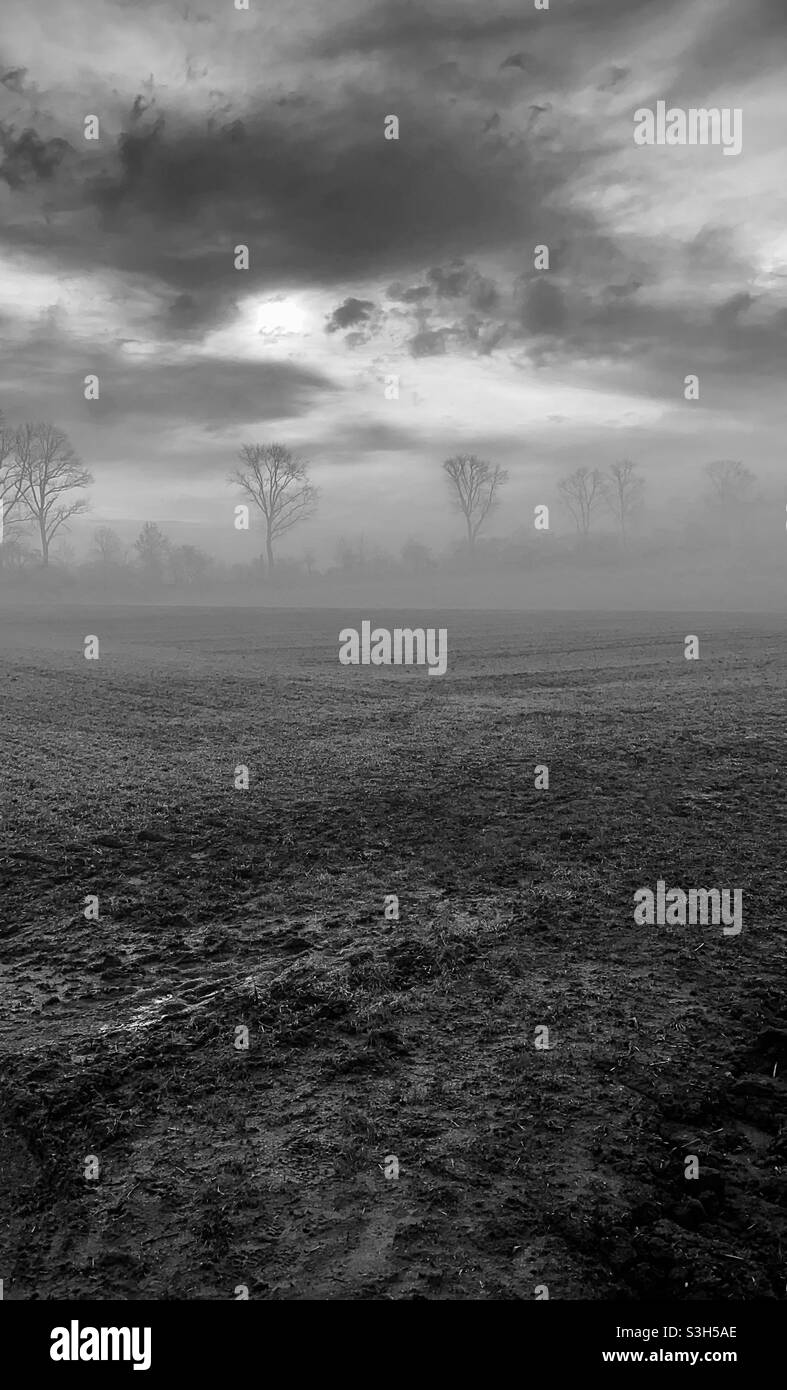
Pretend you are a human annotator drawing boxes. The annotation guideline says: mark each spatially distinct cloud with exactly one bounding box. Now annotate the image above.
[0,124,72,187]
[499,53,537,73]
[427,261,498,311]
[159,289,241,341]
[87,357,337,432]
[519,278,566,336]
[387,283,431,303]
[0,66,28,93]
[409,328,447,357]
[326,297,376,333]
[597,65,629,92]
[0,338,336,436]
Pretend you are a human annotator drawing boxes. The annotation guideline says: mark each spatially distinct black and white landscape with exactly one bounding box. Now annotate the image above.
[0,0,785,1309]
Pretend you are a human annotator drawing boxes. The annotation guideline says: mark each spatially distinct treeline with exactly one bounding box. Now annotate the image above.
[0,415,771,588]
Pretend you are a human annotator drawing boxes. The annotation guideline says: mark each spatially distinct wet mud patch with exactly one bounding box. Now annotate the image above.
[1,609,785,1299]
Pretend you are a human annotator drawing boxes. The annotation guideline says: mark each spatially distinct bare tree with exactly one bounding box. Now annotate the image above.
[704,460,755,509]
[703,460,756,544]
[134,521,170,583]
[0,416,24,538]
[442,454,508,549]
[230,443,317,573]
[558,466,604,538]
[335,535,364,575]
[93,525,126,567]
[15,423,93,565]
[602,460,644,545]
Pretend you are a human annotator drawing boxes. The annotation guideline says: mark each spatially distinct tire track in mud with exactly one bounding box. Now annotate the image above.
[2,883,784,1300]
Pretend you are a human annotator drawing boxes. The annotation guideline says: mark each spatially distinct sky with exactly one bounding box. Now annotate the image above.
[1,0,785,562]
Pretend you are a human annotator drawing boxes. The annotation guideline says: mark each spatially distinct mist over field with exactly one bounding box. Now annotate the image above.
[1,485,783,613]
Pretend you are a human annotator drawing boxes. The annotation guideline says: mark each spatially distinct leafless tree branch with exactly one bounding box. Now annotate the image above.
[229,443,317,572]
[442,454,508,548]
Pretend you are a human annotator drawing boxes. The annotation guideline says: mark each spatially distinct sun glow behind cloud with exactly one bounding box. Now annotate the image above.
[255,296,309,337]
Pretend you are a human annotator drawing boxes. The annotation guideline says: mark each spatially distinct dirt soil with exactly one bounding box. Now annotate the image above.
[0,606,785,1300]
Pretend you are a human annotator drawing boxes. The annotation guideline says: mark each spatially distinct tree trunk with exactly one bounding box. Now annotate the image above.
[39,519,49,566]
[265,526,275,573]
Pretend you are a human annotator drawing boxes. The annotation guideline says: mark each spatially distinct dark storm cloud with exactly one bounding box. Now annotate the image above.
[0,341,335,434]
[11,0,671,329]
[303,418,421,458]
[160,289,241,341]
[428,261,499,312]
[409,328,447,358]
[312,6,534,59]
[499,53,538,74]
[0,0,784,460]
[5,0,778,361]
[83,102,532,290]
[519,278,565,336]
[309,0,685,62]
[84,357,337,430]
[0,91,544,344]
[0,124,72,187]
[542,293,787,395]
[387,283,431,304]
[325,297,376,333]
[1,67,28,94]
[372,212,787,381]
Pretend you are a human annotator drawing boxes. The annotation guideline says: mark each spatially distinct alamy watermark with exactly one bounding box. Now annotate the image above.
[339,621,448,676]
[633,881,743,935]
[633,102,742,156]
[50,1321,151,1371]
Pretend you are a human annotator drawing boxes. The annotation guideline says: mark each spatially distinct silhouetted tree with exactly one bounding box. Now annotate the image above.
[602,460,644,544]
[704,460,755,509]
[0,414,24,538]
[442,454,508,549]
[558,467,604,538]
[703,460,757,544]
[134,521,170,583]
[14,424,92,565]
[335,536,362,574]
[230,443,317,573]
[93,526,126,567]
